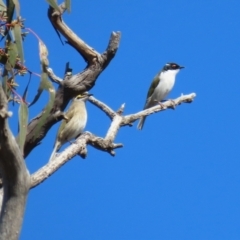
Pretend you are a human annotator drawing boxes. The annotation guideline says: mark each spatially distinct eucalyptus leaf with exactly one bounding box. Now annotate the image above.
[29,66,54,107]
[8,41,18,67]
[13,24,24,63]
[39,40,49,67]
[46,0,60,12]
[29,72,46,107]
[2,0,15,38]
[34,87,55,140]
[22,73,31,100]
[17,101,28,153]
[12,0,20,17]
[65,0,71,13]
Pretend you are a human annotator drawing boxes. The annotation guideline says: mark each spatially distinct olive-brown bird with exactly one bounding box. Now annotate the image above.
[49,92,91,162]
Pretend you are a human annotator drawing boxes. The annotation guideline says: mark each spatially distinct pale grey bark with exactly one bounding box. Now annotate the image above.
[30,93,196,189]
[0,2,121,238]
[0,1,196,239]
[0,85,30,240]
[24,4,121,157]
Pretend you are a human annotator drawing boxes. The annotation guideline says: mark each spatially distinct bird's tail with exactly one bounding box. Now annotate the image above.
[137,116,146,130]
[49,143,59,162]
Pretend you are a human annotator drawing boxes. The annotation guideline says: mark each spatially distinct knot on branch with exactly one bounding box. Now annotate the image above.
[85,132,123,156]
[116,103,125,115]
[0,106,12,118]
[77,143,88,159]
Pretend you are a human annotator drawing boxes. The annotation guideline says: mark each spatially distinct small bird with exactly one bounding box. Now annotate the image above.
[137,62,184,130]
[49,92,92,162]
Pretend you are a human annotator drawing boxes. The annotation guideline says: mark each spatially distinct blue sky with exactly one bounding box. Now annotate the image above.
[7,0,240,239]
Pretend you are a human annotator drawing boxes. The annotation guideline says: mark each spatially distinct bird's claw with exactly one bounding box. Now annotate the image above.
[157,101,165,109]
[169,100,176,110]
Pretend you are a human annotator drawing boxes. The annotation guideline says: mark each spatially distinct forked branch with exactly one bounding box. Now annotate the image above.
[24,2,121,158]
[30,93,196,188]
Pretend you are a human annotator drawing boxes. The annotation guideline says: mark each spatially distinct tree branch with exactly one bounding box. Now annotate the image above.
[122,93,196,125]
[0,85,30,240]
[23,4,121,158]
[30,93,196,188]
[88,96,116,119]
[48,3,100,64]
[46,68,63,84]
[30,132,123,188]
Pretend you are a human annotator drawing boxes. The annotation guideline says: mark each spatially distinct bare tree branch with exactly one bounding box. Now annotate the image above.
[30,132,123,189]
[0,85,30,240]
[88,96,116,119]
[46,68,63,84]
[30,93,196,188]
[122,93,196,126]
[23,5,121,158]
[48,2,100,64]
[0,1,196,239]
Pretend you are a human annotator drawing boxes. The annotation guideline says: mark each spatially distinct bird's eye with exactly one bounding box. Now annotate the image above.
[164,65,169,71]
[172,64,176,69]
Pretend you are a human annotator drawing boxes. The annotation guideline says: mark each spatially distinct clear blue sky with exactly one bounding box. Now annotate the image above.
[10,0,240,239]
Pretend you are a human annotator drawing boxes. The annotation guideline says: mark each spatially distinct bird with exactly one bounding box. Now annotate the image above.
[49,92,92,162]
[137,62,184,130]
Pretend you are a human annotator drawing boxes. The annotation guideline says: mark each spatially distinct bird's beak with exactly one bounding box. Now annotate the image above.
[179,66,185,69]
[83,92,93,97]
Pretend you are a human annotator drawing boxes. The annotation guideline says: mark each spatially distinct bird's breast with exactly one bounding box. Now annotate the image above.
[152,74,175,102]
[62,107,87,142]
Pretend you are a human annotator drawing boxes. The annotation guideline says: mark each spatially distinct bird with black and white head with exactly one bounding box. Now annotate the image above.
[137,62,184,130]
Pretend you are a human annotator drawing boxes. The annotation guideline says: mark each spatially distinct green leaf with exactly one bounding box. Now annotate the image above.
[12,0,20,17]
[29,69,51,107]
[39,40,49,67]
[46,0,60,12]
[22,73,31,100]
[29,62,55,140]
[8,41,18,67]
[65,0,71,13]
[3,0,15,38]
[32,67,55,140]
[17,101,28,153]
[13,24,24,63]
[34,87,55,140]
[5,61,12,71]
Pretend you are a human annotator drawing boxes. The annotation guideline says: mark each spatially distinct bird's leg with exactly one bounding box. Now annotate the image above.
[162,99,176,110]
[154,100,165,109]
[169,99,176,109]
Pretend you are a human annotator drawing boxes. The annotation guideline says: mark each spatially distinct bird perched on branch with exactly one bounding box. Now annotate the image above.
[137,62,184,130]
[49,92,92,162]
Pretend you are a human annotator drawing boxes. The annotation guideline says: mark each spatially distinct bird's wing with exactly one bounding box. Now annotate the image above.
[56,120,67,142]
[144,73,160,109]
[57,102,76,141]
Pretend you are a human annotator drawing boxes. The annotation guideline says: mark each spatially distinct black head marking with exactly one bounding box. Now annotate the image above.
[163,63,184,71]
